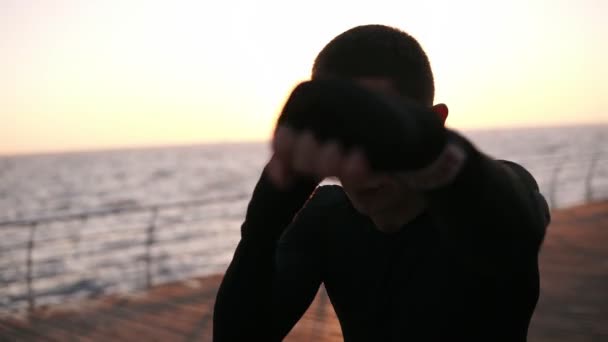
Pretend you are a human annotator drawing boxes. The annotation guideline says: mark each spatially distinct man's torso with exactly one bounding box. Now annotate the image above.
[278,185,539,341]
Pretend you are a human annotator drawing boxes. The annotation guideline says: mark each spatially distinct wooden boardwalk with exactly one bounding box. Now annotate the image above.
[1,201,607,341]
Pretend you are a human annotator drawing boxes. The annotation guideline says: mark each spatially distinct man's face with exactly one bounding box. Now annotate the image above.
[339,77,426,218]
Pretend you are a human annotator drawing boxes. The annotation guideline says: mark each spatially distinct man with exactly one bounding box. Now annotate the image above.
[213,24,550,341]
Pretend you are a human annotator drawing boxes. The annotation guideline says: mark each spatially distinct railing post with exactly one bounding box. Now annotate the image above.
[585,149,600,203]
[549,162,562,209]
[145,208,159,290]
[26,222,38,319]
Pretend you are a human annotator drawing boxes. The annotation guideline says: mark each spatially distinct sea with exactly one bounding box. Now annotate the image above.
[1,124,607,316]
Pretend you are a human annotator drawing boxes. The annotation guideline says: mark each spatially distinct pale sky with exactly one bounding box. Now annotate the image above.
[1,0,607,155]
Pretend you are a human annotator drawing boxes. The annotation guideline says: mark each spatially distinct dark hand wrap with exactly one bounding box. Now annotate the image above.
[277,79,447,171]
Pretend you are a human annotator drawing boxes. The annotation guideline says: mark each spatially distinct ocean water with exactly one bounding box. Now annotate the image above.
[1,124,607,316]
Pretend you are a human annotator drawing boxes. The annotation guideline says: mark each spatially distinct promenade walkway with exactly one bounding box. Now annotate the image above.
[1,201,607,341]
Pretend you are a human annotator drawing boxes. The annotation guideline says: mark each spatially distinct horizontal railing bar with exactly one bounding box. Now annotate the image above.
[508,151,608,162]
[1,228,235,272]
[0,193,247,227]
[0,214,242,260]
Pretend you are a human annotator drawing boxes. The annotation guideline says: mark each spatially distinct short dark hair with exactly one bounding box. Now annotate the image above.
[312,25,435,106]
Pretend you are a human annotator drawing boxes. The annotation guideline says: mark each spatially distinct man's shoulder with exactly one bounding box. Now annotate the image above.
[497,159,551,226]
[496,159,540,191]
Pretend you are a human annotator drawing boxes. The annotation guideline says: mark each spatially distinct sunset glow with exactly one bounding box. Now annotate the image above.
[1,0,607,155]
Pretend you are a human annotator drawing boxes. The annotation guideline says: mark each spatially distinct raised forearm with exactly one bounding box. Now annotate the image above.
[213,168,317,341]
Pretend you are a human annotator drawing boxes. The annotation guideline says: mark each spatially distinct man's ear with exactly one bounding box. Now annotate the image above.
[431,103,449,125]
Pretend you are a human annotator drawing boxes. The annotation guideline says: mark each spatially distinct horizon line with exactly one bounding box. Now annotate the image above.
[2,121,607,158]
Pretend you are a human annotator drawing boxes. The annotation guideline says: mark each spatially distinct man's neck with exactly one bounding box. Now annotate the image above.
[370,197,428,233]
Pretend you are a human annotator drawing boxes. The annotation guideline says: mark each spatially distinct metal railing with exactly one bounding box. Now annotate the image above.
[1,149,607,319]
[514,148,608,208]
[1,194,247,318]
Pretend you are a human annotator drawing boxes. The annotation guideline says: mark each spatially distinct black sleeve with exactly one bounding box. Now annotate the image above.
[269,186,340,339]
[422,133,551,335]
[426,131,550,259]
[213,168,326,341]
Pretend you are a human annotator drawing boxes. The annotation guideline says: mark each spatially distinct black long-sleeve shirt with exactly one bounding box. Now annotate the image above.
[213,132,550,341]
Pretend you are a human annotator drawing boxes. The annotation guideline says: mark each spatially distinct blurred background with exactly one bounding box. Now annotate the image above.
[1,0,607,341]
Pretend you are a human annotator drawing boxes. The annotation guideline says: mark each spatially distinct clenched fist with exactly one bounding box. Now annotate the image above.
[266,79,452,190]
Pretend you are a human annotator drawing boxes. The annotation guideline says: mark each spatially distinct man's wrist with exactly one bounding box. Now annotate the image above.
[398,134,468,190]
